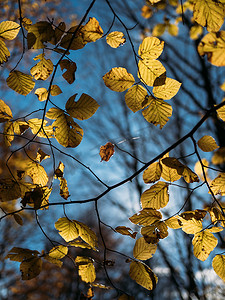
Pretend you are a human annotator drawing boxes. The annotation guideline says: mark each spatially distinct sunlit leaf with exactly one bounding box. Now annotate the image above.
[160,156,182,182]
[3,120,14,146]
[0,21,20,40]
[106,31,126,48]
[141,181,169,209]
[74,220,98,250]
[190,24,203,40]
[133,237,157,260]
[60,59,77,84]
[0,38,10,63]
[217,100,225,121]
[0,99,12,122]
[212,147,225,165]
[81,17,103,43]
[142,98,172,129]
[143,162,162,184]
[69,240,93,250]
[0,178,21,201]
[35,88,48,101]
[153,77,181,100]
[48,245,68,259]
[99,142,114,161]
[180,209,207,221]
[194,158,209,182]
[25,161,48,186]
[181,218,203,234]
[141,5,153,19]
[198,31,225,67]
[138,37,164,60]
[75,256,96,283]
[55,217,79,242]
[66,93,99,120]
[193,0,225,32]
[7,71,35,95]
[20,257,42,280]
[27,21,54,49]
[129,261,158,290]
[138,59,166,87]
[212,255,225,282]
[197,135,219,152]
[115,226,137,239]
[125,85,148,113]
[28,118,54,138]
[129,208,162,226]
[152,24,166,37]
[103,67,135,92]
[208,207,225,227]
[192,230,218,261]
[210,173,225,195]
[59,177,70,200]
[168,24,178,36]
[165,216,182,229]
[30,53,53,80]
[141,221,168,242]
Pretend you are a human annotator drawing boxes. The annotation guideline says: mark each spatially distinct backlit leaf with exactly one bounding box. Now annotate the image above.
[27,21,54,49]
[180,209,207,221]
[138,37,164,60]
[103,67,135,92]
[20,257,42,280]
[106,31,126,48]
[81,17,103,43]
[153,77,181,100]
[210,173,225,195]
[30,54,53,80]
[194,158,209,181]
[165,217,182,229]
[182,166,199,183]
[59,177,70,200]
[74,220,98,250]
[212,147,225,165]
[0,21,20,40]
[115,226,137,239]
[48,245,68,259]
[217,100,225,121]
[208,207,225,227]
[125,85,148,113]
[152,24,166,37]
[197,135,219,152]
[0,178,21,201]
[193,0,225,32]
[198,31,225,67]
[142,98,172,129]
[35,88,48,101]
[212,255,225,282]
[181,218,203,234]
[192,230,218,261]
[0,99,12,122]
[129,208,162,226]
[141,5,153,19]
[143,162,162,184]
[7,71,35,95]
[129,261,158,290]
[141,181,169,209]
[168,24,178,36]
[0,38,10,63]
[66,93,99,120]
[3,120,14,146]
[55,217,79,242]
[160,156,182,182]
[28,118,54,138]
[99,142,114,161]
[138,59,166,87]
[60,59,77,84]
[190,24,203,40]
[25,161,48,186]
[141,221,168,242]
[133,237,157,260]
[75,256,96,283]
[50,85,62,96]
[69,240,93,250]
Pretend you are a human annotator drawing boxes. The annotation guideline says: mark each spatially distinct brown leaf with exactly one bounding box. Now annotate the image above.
[99,142,114,162]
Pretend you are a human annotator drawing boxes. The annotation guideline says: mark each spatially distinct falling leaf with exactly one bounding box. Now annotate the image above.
[99,142,115,161]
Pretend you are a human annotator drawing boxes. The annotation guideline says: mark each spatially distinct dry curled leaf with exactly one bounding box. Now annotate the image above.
[99,142,114,162]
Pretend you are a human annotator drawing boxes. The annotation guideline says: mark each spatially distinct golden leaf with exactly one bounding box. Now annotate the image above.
[74,220,98,250]
[75,256,96,283]
[59,177,70,200]
[193,0,225,32]
[190,24,203,40]
[153,77,181,100]
[5,247,39,262]
[181,218,203,234]
[168,24,179,36]
[25,161,48,186]
[141,5,153,19]
[27,21,54,49]
[55,217,79,242]
[192,230,218,261]
[210,173,225,195]
[46,107,63,119]
[69,240,93,250]
[141,181,169,209]
[115,226,137,239]
[143,162,162,184]
[141,221,168,242]
[106,31,126,48]
[35,88,48,101]
[165,216,182,229]
[129,208,162,226]
[217,100,225,121]
[99,142,115,162]
[20,257,42,280]
[13,120,29,135]
[133,237,157,260]
[54,161,65,178]
[0,99,12,122]
[81,17,103,43]
[0,21,20,40]
[36,149,50,163]
[66,93,99,120]
[138,37,164,60]
[0,178,21,201]
[208,207,225,227]
[103,67,135,92]
[50,85,62,96]
[152,24,166,37]
[198,31,225,67]
[194,158,209,182]
[0,38,10,63]
[197,135,219,152]
[30,53,53,80]
[28,118,54,138]
[60,59,77,84]
[180,209,207,221]
[3,120,14,146]
[48,245,68,259]
[60,26,85,50]
[125,85,148,113]
[160,156,182,182]
[129,261,158,290]
[7,71,35,96]
[138,59,166,86]
[212,255,225,282]
[142,98,172,129]
[212,147,225,165]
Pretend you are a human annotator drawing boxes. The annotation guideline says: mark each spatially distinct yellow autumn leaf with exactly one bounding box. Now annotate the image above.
[106,31,126,48]
[212,147,225,165]
[153,77,181,100]
[141,221,168,242]
[50,85,62,96]
[35,88,48,101]
[81,17,103,43]
[129,261,158,290]
[46,107,63,119]
[48,245,68,259]
[75,256,96,283]
[55,217,79,242]
[7,71,35,96]
[192,230,218,261]
[168,24,178,36]
[25,161,48,186]
[194,158,209,182]
[60,59,77,84]
[0,21,20,40]
[74,220,98,250]
[3,120,14,146]
[133,237,157,260]
[43,255,63,268]
[141,5,153,19]
[0,38,10,63]
[217,100,225,121]
[60,25,85,50]
[143,162,162,184]
[5,247,39,262]
[27,21,54,49]
[28,118,54,138]
[208,207,225,227]
[190,24,203,40]
[198,31,225,67]
[36,149,50,163]
[125,85,148,113]
[59,177,69,200]
[142,98,172,129]
[30,54,53,80]
[138,37,164,60]
[152,24,166,37]
[182,166,199,183]
[141,181,169,209]
[0,99,12,122]
[165,216,182,229]
[69,241,93,250]
[138,59,166,86]
[181,218,203,234]
[129,208,162,226]
[212,255,225,282]
[103,67,135,92]
[193,0,225,32]
[210,173,225,195]
[180,209,207,221]
[66,93,99,120]
[115,226,137,239]
[197,135,219,152]
[160,156,182,182]
[52,113,83,147]
[0,178,21,201]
